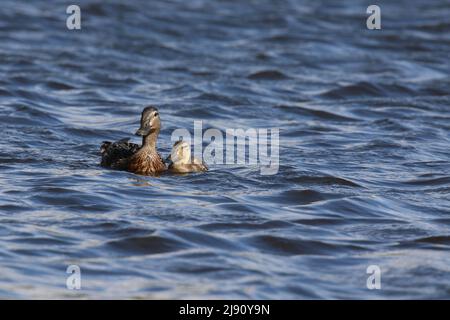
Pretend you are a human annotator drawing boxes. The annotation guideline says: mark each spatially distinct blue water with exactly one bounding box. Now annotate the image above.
[0,0,449,299]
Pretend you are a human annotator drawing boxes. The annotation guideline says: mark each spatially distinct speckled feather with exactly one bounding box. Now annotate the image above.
[128,148,166,175]
[100,138,140,170]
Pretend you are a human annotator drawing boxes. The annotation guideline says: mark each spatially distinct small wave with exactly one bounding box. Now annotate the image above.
[292,218,347,226]
[0,88,12,96]
[31,191,115,212]
[172,105,232,119]
[247,70,289,80]
[351,139,413,151]
[45,81,76,91]
[415,22,450,33]
[84,3,108,16]
[106,234,190,256]
[2,104,61,126]
[194,93,242,105]
[432,219,450,226]
[269,189,344,206]
[0,204,33,212]
[320,82,416,100]
[168,229,241,250]
[69,221,153,238]
[243,235,366,256]
[287,175,361,187]
[371,119,411,132]
[275,104,358,121]
[8,236,73,246]
[402,176,450,186]
[320,82,384,99]
[198,220,292,232]
[414,236,450,245]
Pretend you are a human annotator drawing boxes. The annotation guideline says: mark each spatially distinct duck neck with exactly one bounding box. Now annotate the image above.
[141,129,159,152]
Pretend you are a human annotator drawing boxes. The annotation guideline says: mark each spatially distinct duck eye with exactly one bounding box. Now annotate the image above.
[154,112,159,117]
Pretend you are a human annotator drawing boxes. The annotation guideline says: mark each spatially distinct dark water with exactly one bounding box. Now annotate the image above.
[1,0,449,299]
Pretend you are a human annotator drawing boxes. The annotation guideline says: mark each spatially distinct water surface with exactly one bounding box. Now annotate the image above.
[0,0,449,299]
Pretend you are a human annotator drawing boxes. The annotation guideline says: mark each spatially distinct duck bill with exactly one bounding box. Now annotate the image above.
[135,126,151,136]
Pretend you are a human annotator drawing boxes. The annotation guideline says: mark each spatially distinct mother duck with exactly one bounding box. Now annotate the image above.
[100,106,166,175]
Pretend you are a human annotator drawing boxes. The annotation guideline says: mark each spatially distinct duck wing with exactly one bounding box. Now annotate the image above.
[100,138,140,169]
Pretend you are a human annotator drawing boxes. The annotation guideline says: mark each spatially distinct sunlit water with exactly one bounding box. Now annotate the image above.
[0,0,449,299]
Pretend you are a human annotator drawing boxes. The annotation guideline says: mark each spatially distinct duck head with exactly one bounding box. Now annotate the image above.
[135,106,160,137]
[168,140,191,165]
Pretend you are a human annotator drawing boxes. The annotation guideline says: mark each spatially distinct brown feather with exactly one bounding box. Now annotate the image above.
[128,149,166,175]
[99,106,167,176]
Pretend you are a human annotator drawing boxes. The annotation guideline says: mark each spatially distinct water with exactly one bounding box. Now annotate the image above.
[0,0,449,299]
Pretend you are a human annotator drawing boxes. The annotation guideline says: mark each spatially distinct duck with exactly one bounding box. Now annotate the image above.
[167,139,208,173]
[100,106,166,175]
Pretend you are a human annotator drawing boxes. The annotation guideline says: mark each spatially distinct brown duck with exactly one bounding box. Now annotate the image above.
[100,106,166,175]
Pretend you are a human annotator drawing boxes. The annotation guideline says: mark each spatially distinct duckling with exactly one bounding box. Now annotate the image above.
[100,106,166,175]
[167,140,208,173]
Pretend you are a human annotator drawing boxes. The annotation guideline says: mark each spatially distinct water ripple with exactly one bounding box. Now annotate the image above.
[0,0,449,299]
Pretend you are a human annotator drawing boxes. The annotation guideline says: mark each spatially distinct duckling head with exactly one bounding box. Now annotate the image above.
[169,140,191,165]
[135,106,160,137]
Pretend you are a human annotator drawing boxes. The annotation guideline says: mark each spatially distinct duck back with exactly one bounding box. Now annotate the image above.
[100,138,140,170]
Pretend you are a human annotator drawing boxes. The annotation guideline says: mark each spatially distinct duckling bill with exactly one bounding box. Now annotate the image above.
[100,106,166,175]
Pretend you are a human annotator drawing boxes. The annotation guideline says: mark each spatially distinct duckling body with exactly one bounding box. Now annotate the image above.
[168,140,208,173]
[100,106,166,175]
